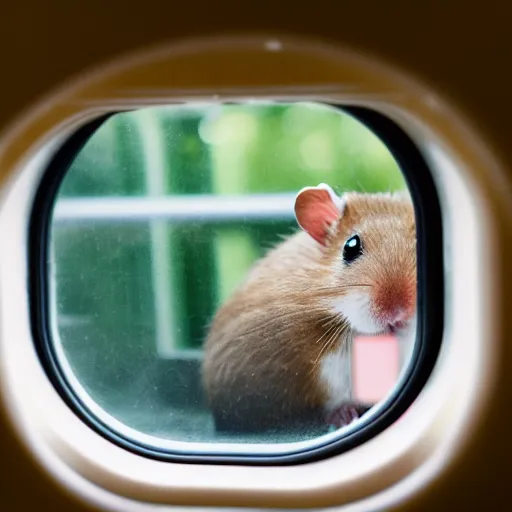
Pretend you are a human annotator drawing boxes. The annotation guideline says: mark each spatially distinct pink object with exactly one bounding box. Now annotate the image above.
[353,335,399,403]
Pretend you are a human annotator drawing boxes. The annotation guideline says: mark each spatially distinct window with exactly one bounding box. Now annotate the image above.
[31,102,442,463]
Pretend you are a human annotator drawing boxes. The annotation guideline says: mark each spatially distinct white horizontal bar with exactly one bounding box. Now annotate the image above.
[52,194,297,224]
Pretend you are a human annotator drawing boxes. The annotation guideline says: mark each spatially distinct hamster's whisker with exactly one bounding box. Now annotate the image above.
[318,323,345,358]
[320,315,343,328]
[311,323,346,371]
[314,321,341,345]
[236,308,334,337]
[310,284,373,292]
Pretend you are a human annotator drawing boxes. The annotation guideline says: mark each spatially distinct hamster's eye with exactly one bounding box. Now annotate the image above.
[343,234,363,264]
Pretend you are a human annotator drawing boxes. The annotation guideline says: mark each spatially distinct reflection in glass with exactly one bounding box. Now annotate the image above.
[49,102,415,447]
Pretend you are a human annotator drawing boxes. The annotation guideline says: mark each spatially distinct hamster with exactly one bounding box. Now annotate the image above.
[202,183,417,434]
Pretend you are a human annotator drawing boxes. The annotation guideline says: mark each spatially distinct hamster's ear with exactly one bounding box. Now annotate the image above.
[294,183,344,246]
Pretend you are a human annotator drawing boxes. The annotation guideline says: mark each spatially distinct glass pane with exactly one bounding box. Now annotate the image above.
[49,102,417,449]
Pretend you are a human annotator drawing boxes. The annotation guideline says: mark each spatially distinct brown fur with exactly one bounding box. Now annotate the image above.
[202,191,416,433]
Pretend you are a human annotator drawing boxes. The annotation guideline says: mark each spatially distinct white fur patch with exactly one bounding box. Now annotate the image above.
[319,342,353,410]
[331,292,383,335]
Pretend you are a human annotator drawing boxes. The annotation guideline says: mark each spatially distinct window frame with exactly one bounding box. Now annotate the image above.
[27,102,444,466]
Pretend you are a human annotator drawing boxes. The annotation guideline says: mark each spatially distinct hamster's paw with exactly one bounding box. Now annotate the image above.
[325,403,361,428]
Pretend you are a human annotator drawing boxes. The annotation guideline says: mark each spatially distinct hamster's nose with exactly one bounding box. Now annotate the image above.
[389,308,411,325]
[386,311,410,332]
[373,279,416,326]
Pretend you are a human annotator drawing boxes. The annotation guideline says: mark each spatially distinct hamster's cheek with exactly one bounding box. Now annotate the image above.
[329,292,383,335]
